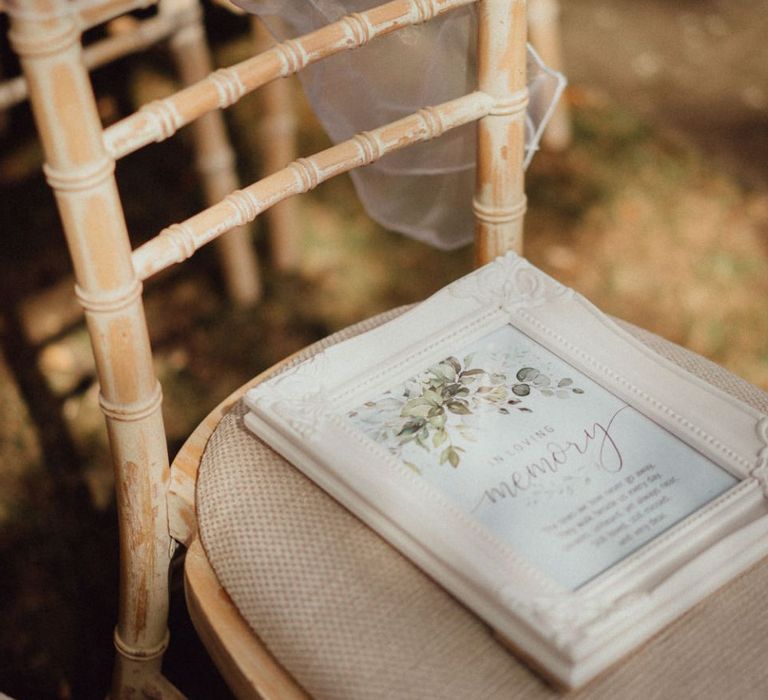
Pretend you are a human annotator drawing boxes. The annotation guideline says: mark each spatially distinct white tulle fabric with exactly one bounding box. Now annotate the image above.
[235,0,565,248]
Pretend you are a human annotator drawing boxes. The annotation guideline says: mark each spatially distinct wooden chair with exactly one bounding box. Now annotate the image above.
[9,0,768,698]
[528,0,570,150]
[213,0,304,270]
[1,0,262,304]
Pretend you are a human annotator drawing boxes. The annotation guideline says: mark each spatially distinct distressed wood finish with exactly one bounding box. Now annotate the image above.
[103,0,477,160]
[474,0,528,262]
[8,0,529,692]
[133,92,494,280]
[1,0,261,304]
[165,0,262,304]
[252,17,303,271]
[7,1,173,697]
[528,0,570,150]
[0,1,172,110]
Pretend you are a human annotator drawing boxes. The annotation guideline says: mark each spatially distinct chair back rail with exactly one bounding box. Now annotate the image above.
[7,0,527,694]
[103,0,477,159]
[133,92,495,281]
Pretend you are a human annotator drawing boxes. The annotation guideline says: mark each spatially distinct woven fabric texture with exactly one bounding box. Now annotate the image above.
[197,308,768,700]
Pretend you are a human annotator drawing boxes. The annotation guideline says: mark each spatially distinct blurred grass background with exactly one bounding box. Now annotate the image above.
[0,0,767,697]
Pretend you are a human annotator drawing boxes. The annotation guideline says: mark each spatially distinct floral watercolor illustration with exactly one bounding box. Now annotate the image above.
[348,345,584,471]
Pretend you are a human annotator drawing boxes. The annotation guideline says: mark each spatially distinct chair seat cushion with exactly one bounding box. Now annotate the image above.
[197,308,768,699]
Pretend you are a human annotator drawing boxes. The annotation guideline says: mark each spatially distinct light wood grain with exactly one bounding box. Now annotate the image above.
[475,0,528,262]
[133,91,494,280]
[0,1,170,110]
[528,0,571,151]
[103,0,477,160]
[8,1,173,696]
[2,0,261,305]
[8,0,528,693]
[166,0,262,304]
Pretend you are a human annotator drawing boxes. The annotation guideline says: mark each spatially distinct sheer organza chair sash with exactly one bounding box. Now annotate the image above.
[237,0,565,248]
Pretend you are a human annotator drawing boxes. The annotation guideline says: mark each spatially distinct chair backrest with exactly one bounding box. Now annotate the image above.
[3,0,264,304]
[1,0,160,115]
[7,0,528,691]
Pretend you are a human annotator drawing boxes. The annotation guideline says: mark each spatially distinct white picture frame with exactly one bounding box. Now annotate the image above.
[244,253,768,689]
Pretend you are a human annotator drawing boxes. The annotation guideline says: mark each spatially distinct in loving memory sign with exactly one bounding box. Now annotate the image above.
[245,253,768,688]
[347,323,737,590]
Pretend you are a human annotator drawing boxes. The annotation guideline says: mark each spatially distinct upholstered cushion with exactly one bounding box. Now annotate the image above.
[197,308,768,699]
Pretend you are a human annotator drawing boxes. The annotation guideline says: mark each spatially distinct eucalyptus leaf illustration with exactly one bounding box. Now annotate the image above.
[349,355,584,469]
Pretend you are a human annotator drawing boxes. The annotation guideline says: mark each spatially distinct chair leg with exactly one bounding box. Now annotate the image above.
[165,0,262,304]
[251,17,303,271]
[8,1,182,697]
[112,642,185,699]
[528,0,571,151]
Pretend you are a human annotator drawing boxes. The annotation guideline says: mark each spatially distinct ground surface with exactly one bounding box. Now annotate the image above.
[0,0,766,697]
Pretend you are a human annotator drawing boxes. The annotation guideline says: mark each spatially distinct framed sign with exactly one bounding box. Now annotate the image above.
[244,253,768,688]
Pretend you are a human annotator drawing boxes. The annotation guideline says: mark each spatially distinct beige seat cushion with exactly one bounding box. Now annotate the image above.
[197,308,768,699]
